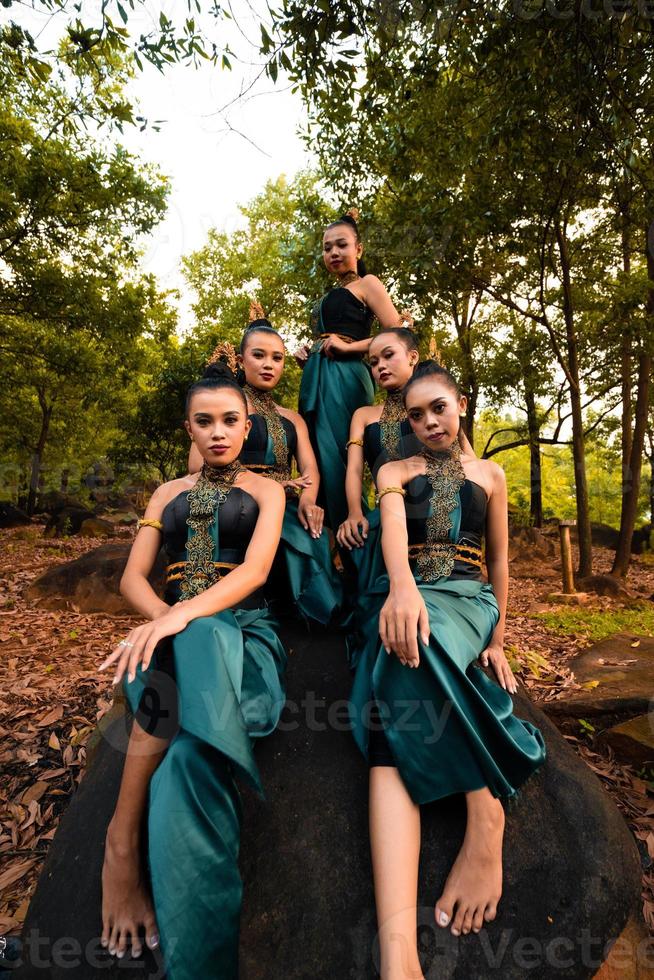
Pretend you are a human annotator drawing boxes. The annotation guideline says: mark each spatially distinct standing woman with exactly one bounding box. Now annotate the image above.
[100,367,287,979]
[348,361,546,980]
[190,308,342,625]
[296,209,405,532]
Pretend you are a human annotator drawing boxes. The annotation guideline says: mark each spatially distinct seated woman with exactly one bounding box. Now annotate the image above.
[190,311,342,626]
[99,366,287,980]
[347,360,547,980]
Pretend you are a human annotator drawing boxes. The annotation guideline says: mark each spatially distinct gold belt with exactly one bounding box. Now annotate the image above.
[166,560,238,583]
[317,332,355,344]
[407,542,483,568]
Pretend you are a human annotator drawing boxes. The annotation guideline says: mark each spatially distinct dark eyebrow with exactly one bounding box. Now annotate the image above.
[193,411,212,419]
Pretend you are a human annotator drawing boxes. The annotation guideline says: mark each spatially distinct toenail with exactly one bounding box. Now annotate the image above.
[108,947,115,955]
[117,951,125,959]
[100,939,108,948]
[451,928,460,936]
[438,911,449,926]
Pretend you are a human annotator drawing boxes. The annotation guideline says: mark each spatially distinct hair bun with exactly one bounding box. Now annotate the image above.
[345,206,360,223]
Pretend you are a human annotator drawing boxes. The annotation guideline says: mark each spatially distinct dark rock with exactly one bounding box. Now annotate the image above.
[16,625,640,979]
[598,715,654,770]
[34,491,87,517]
[0,502,31,528]
[576,574,631,598]
[539,633,654,721]
[508,526,556,563]
[26,543,166,614]
[631,524,653,556]
[78,517,115,538]
[44,506,95,538]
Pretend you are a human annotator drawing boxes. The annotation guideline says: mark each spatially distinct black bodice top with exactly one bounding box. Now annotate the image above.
[311,286,375,341]
[405,476,488,581]
[240,413,297,471]
[363,418,417,481]
[161,487,263,605]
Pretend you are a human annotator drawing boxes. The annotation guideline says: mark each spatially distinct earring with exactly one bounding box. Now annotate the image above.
[460,413,467,419]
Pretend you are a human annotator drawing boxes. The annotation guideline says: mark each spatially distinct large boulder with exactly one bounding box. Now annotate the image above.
[508,526,556,563]
[0,502,31,528]
[15,624,641,979]
[44,506,96,538]
[26,543,166,614]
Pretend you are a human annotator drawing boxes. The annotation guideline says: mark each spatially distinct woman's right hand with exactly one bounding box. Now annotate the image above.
[379,582,430,668]
[336,512,369,550]
[293,343,311,368]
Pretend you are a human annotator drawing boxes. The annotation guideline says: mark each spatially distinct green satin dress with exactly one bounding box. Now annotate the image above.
[240,404,342,624]
[348,469,547,804]
[299,286,375,531]
[123,485,286,980]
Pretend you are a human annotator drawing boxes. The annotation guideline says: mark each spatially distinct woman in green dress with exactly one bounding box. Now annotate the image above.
[296,209,406,532]
[348,361,546,980]
[190,306,342,625]
[99,367,287,979]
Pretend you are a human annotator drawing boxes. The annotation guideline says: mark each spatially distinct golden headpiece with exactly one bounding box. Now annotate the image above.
[248,299,266,323]
[428,335,445,366]
[345,206,360,223]
[398,309,415,329]
[206,340,237,374]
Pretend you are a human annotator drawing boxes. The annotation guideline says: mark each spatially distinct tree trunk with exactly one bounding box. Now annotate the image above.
[611,227,653,576]
[556,221,593,576]
[525,386,543,526]
[27,392,53,516]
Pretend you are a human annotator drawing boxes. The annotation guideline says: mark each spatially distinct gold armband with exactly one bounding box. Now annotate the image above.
[375,486,407,504]
[346,438,364,448]
[137,518,164,532]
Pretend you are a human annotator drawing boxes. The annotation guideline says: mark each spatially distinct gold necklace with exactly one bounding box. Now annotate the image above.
[180,460,245,598]
[379,389,406,459]
[243,383,291,482]
[415,438,465,581]
[337,270,360,287]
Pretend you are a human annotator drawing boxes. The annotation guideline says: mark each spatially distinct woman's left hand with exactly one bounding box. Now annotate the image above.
[99,605,192,685]
[297,496,324,538]
[479,643,518,694]
[321,335,351,358]
[282,472,313,493]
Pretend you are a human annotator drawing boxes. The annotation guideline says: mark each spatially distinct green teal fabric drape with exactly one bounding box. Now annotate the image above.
[348,574,546,804]
[124,610,286,980]
[299,301,374,531]
[257,426,343,624]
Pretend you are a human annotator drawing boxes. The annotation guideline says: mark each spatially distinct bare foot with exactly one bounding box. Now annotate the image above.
[435,791,504,937]
[101,821,159,959]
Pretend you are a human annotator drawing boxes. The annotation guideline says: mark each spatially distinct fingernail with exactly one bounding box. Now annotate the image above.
[100,938,108,948]
[128,673,134,683]
[108,946,115,954]
[150,935,159,948]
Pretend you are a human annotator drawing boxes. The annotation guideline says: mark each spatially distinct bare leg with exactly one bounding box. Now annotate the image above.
[369,767,425,980]
[435,786,505,937]
[101,719,167,958]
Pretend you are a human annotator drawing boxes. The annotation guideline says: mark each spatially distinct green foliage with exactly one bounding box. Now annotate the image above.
[534,605,654,643]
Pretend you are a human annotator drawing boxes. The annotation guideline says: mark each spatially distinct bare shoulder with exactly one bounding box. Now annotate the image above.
[276,404,302,426]
[146,474,198,513]
[474,458,506,499]
[377,456,416,489]
[238,470,285,507]
[355,404,380,425]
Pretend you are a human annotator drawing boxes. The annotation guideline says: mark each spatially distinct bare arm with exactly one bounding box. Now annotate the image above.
[282,409,324,538]
[120,482,188,621]
[377,460,430,668]
[337,407,370,549]
[359,275,402,329]
[478,463,517,693]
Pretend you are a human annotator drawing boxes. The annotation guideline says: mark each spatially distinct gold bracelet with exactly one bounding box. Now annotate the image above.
[137,518,164,531]
[375,486,407,504]
[346,438,364,448]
